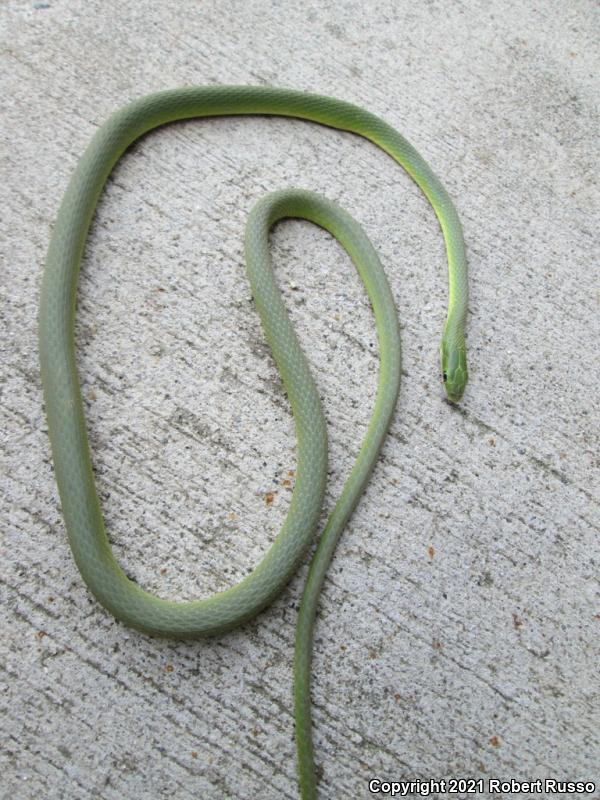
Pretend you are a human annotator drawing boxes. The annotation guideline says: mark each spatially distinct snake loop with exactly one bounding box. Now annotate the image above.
[39,86,468,799]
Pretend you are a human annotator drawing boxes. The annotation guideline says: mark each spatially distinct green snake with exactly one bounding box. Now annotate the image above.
[38,86,468,799]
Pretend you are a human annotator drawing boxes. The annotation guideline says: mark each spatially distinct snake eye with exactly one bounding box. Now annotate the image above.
[442,371,447,382]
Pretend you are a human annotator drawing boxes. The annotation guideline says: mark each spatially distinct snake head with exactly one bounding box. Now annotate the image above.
[440,339,468,403]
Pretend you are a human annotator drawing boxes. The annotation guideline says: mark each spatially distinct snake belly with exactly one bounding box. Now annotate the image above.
[38,86,469,800]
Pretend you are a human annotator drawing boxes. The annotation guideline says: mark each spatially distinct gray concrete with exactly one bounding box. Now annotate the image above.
[2,1,599,798]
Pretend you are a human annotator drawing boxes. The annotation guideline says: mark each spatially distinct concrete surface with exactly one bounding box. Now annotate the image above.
[1,1,599,798]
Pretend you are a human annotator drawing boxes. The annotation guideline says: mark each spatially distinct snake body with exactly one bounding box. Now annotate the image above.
[38,86,468,799]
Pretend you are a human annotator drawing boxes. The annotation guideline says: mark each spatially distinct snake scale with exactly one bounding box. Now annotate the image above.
[38,86,468,799]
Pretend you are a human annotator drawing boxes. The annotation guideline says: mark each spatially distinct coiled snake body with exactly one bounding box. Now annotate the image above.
[38,86,468,799]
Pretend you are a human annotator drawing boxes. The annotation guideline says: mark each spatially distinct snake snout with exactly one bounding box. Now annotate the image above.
[440,342,468,403]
